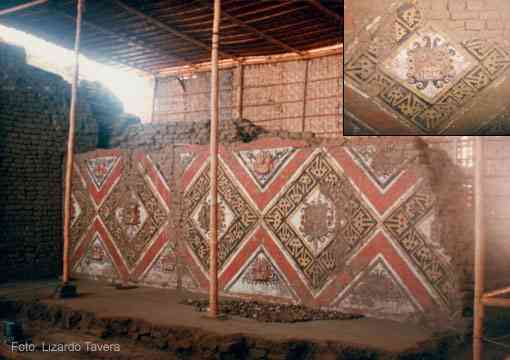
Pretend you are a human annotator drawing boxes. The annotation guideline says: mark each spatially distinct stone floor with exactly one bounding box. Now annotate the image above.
[0,279,505,359]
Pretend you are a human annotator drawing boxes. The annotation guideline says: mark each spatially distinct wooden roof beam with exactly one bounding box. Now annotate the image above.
[55,9,188,73]
[110,0,235,60]
[305,0,341,23]
[0,0,48,17]
[196,0,304,56]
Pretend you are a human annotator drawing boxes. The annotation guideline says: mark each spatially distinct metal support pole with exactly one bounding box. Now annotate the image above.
[0,0,47,17]
[473,136,486,360]
[208,0,221,319]
[62,0,85,285]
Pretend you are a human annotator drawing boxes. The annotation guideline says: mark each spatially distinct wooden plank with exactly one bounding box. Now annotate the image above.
[0,0,47,17]
[196,0,304,56]
[111,0,235,60]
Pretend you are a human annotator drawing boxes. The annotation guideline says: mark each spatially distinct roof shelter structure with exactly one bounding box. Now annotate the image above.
[0,0,342,75]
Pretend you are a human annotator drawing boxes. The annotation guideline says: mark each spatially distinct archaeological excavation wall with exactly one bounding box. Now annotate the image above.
[69,136,470,326]
[153,52,343,137]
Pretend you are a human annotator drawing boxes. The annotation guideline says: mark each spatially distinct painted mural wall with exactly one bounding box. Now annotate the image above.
[69,138,463,325]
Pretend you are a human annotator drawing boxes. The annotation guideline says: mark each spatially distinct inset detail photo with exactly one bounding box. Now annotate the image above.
[343,0,510,135]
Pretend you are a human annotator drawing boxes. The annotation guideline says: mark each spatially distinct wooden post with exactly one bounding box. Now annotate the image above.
[301,59,309,133]
[236,62,244,119]
[208,0,221,319]
[62,0,85,285]
[151,76,158,122]
[473,136,485,360]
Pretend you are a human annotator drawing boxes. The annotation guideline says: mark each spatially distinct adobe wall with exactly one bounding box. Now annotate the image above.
[0,41,98,283]
[69,136,470,328]
[0,41,134,283]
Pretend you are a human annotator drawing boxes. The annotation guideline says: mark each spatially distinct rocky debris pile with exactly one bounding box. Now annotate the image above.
[110,119,208,149]
[220,117,268,143]
[110,117,325,150]
[182,298,362,323]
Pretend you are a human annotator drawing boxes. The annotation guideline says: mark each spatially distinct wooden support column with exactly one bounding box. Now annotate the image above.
[236,62,244,119]
[62,0,85,286]
[208,0,221,319]
[301,59,309,133]
[473,136,486,360]
[151,76,158,122]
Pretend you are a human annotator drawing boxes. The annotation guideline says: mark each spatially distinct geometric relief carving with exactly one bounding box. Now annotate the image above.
[347,143,413,190]
[481,47,510,79]
[70,170,95,253]
[379,84,428,121]
[74,233,118,280]
[463,66,492,92]
[143,242,198,290]
[395,21,412,44]
[414,107,446,132]
[179,152,196,171]
[71,194,82,226]
[366,72,395,97]
[148,150,174,184]
[345,53,377,83]
[235,147,296,190]
[334,256,421,319]
[462,38,493,60]
[447,80,477,105]
[99,164,167,269]
[264,151,377,291]
[383,184,453,306]
[396,2,423,31]
[193,193,235,239]
[226,248,294,300]
[346,0,510,134]
[183,164,258,271]
[86,156,119,190]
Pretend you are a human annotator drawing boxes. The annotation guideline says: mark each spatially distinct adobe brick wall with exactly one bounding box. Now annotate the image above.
[69,136,469,328]
[0,41,119,283]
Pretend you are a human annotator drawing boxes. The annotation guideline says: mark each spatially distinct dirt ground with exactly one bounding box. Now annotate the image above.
[0,279,508,359]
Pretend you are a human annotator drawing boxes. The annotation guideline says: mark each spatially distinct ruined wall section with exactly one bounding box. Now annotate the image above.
[0,39,141,283]
[0,41,99,282]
